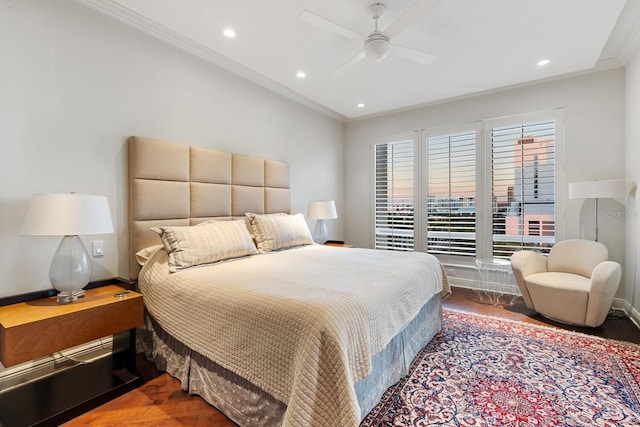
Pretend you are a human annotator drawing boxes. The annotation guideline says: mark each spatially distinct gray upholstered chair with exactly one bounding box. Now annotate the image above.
[511,239,621,327]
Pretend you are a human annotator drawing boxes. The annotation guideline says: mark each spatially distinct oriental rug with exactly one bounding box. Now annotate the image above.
[362,309,640,427]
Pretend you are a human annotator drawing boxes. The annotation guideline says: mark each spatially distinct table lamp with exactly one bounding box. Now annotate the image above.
[22,193,114,302]
[307,200,337,244]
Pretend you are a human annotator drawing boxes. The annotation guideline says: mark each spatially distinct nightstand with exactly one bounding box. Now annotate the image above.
[325,242,354,248]
[0,283,144,427]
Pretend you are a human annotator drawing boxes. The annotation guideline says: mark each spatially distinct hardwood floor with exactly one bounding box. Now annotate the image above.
[445,287,640,344]
[61,372,235,427]
[62,286,640,426]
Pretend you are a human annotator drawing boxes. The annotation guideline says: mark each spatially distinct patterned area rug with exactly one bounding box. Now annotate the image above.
[362,309,640,426]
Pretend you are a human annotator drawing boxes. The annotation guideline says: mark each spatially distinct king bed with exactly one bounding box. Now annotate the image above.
[129,136,449,427]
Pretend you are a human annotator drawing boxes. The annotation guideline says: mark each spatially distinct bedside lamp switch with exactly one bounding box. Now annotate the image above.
[92,240,104,257]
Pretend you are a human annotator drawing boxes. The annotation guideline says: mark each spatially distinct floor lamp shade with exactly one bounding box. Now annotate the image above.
[307,200,338,244]
[22,193,114,302]
[568,179,626,241]
[568,180,626,200]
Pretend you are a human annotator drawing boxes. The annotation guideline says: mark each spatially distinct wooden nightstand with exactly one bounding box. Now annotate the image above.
[325,242,354,248]
[0,283,144,427]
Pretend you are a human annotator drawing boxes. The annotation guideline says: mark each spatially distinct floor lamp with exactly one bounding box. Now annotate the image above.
[569,179,626,241]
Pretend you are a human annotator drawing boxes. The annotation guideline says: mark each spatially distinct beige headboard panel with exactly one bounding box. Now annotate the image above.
[128,136,291,279]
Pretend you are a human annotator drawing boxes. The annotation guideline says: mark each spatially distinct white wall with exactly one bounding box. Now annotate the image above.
[344,69,627,295]
[0,0,344,297]
[625,48,640,317]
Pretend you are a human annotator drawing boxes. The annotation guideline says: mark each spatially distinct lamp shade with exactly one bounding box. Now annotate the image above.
[307,200,338,220]
[22,193,114,236]
[568,180,626,200]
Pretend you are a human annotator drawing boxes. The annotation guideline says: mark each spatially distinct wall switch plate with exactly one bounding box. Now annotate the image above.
[92,240,104,257]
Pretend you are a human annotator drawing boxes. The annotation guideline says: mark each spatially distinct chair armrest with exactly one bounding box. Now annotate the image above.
[585,261,622,327]
[510,250,547,309]
[510,250,548,278]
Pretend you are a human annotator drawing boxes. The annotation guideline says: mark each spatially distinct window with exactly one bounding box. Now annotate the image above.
[426,131,477,257]
[374,137,414,251]
[373,110,563,262]
[489,118,556,258]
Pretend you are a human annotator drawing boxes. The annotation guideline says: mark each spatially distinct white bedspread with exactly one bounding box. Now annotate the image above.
[139,244,447,427]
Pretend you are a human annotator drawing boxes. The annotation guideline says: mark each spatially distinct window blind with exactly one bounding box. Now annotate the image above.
[426,131,476,256]
[491,120,556,258]
[374,140,414,251]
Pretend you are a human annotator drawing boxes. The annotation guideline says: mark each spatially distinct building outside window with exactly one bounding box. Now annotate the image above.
[491,118,557,258]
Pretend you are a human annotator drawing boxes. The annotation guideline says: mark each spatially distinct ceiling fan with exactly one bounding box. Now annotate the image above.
[299,1,439,76]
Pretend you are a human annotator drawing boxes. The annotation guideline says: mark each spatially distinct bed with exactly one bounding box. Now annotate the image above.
[129,136,449,427]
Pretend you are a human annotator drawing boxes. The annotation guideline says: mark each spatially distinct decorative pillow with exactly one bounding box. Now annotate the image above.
[151,220,257,272]
[246,213,313,253]
[135,245,163,267]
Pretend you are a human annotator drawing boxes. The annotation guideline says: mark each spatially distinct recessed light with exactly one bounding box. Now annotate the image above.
[537,59,550,67]
[223,28,236,38]
[296,71,306,79]
[357,103,365,108]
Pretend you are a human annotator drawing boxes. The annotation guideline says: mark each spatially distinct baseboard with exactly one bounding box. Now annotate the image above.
[0,337,113,394]
[630,306,640,330]
[447,277,522,296]
[613,297,640,329]
[446,276,477,289]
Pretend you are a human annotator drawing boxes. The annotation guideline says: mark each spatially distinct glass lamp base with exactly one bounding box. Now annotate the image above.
[312,219,328,244]
[56,289,86,303]
[50,235,92,303]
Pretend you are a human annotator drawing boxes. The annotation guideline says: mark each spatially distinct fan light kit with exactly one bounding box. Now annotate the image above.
[363,3,390,61]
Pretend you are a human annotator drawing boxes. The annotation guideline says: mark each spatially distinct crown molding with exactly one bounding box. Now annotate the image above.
[606,0,640,65]
[594,57,626,71]
[617,16,640,64]
[75,0,346,122]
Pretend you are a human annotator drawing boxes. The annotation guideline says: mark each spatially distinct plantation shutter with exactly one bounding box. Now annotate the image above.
[426,131,477,256]
[491,120,556,258]
[374,140,414,251]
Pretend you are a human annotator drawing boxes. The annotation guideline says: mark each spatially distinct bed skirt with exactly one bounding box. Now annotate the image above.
[137,294,442,426]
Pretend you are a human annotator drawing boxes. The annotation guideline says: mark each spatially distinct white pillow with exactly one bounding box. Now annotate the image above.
[151,220,257,272]
[135,245,163,267]
[246,213,313,253]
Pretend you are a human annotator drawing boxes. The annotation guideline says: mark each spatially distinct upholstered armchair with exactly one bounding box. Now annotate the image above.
[511,239,621,327]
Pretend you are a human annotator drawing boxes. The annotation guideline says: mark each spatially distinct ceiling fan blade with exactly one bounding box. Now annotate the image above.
[331,51,366,77]
[299,10,363,41]
[390,44,437,67]
[383,0,444,38]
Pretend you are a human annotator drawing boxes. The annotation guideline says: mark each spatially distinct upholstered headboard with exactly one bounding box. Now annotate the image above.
[128,136,291,279]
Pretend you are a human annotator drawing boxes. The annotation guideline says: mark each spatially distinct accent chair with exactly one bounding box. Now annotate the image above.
[511,239,621,327]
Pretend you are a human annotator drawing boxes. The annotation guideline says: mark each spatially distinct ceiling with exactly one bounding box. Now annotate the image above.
[79,0,640,121]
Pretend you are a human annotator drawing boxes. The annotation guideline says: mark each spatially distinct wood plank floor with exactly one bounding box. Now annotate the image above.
[62,286,640,426]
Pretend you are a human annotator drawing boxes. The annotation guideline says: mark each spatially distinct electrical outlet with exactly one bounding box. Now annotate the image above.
[92,240,104,257]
